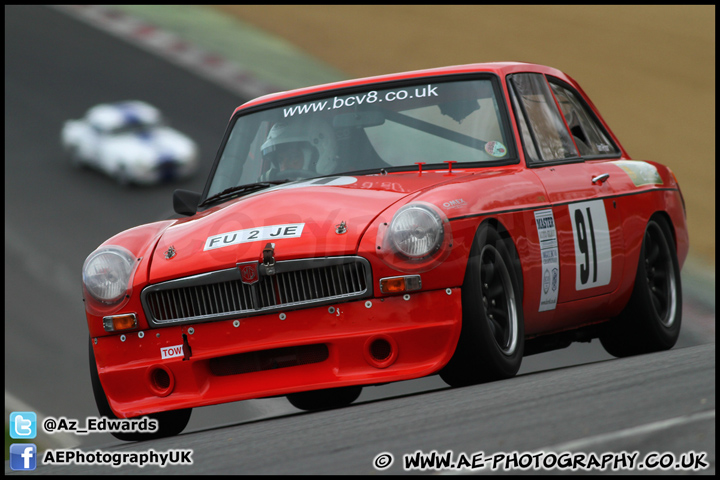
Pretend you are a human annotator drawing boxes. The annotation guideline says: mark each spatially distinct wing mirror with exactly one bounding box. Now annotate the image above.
[173,189,201,216]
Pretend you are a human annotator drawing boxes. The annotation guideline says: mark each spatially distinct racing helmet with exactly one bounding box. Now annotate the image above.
[261,117,338,174]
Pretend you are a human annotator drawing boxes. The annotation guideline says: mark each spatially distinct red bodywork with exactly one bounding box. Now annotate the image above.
[85,63,688,417]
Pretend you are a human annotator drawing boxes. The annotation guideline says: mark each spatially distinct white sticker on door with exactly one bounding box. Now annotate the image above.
[534,209,559,312]
[569,200,612,291]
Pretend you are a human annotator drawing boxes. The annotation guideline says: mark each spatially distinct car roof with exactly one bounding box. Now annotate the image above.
[234,62,571,114]
[86,101,161,130]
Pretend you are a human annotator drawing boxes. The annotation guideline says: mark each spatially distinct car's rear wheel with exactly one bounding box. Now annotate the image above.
[600,217,682,357]
[440,223,524,387]
[89,339,191,441]
[286,386,362,411]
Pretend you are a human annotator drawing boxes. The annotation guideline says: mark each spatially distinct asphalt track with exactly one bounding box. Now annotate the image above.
[4,5,715,474]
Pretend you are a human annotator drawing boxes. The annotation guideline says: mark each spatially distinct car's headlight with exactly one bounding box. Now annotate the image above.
[388,204,444,259]
[82,246,136,304]
[375,202,453,274]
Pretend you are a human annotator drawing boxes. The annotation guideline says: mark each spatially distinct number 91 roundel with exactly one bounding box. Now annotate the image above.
[570,200,612,291]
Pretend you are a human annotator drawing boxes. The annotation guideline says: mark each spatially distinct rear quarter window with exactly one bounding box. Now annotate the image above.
[549,80,620,157]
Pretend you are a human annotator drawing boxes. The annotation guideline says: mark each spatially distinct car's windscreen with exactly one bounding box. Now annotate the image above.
[207,78,512,198]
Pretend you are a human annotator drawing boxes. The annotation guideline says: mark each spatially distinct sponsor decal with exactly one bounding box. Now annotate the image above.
[443,198,467,209]
[569,200,612,290]
[230,177,358,202]
[282,86,439,118]
[485,141,508,158]
[534,209,559,312]
[276,176,357,189]
[596,143,612,152]
[205,223,304,251]
[611,160,663,187]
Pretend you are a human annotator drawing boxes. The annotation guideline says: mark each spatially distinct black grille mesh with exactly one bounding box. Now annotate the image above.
[143,258,369,325]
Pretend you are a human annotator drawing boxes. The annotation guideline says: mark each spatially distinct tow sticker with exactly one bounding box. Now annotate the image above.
[161,344,184,360]
[534,209,559,312]
[569,200,612,290]
[205,223,304,251]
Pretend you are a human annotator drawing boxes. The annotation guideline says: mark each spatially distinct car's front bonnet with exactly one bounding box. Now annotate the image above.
[148,174,465,284]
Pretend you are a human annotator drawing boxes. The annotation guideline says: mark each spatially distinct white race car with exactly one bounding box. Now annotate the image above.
[61,101,198,185]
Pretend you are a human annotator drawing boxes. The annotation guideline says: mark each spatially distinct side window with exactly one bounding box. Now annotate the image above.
[509,73,578,162]
[509,84,540,162]
[549,81,620,157]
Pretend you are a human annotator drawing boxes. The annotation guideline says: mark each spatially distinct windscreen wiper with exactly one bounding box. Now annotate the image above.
[199,181,288,207]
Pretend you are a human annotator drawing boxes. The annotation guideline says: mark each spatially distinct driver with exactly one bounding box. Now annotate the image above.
[260,117,338,181]
[271,142,306,173]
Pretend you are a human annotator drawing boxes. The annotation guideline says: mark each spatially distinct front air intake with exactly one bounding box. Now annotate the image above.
[209,344,329,376]
[147,365,174,397]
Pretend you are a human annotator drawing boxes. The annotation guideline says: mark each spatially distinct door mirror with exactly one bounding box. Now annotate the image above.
[173,189,201,216]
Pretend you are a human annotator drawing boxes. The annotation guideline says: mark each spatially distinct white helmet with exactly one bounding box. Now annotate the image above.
[261,117,337,174]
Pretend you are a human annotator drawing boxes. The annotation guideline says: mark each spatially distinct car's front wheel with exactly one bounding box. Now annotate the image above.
[600,217,682,357]
[440,223,524,387]
[286,386,362,411]
[88,339,191,441]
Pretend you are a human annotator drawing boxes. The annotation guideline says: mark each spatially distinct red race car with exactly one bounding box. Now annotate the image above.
[83,62,688,440]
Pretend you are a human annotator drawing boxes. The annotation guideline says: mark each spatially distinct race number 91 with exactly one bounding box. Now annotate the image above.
[569,200,612,291]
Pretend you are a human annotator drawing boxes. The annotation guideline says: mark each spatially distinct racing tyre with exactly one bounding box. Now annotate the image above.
[600,217,681,357]
[286,386,362,411]
[89,339,192,441]
[440,223,524,387]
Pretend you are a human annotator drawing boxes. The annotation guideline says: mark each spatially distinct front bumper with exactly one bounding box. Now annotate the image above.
[93,288,462,417]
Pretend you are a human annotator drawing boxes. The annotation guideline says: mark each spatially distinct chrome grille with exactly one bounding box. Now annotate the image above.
[141,256,371,326]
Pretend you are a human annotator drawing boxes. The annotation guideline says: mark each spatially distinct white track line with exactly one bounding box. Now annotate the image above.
[445,410,715,475]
